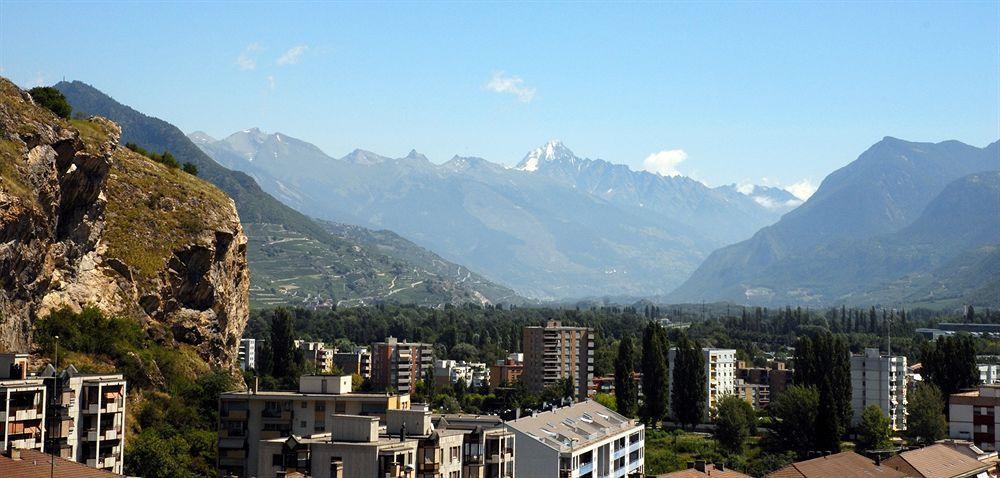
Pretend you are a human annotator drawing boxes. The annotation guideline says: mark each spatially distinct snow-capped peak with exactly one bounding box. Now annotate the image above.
[516,140,577,172]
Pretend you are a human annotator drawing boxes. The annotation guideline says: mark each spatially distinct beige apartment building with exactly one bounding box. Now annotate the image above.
[218,374,410,477]
[522,321,594,401]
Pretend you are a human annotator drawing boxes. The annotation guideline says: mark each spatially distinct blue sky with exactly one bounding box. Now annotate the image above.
[2,1,997,197]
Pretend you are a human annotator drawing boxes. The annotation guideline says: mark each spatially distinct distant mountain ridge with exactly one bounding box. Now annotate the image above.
[194,132,795,298]
[55,81,521,307]
[669,137,999,307]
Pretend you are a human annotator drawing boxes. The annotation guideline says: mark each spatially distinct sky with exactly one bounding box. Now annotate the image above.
[2,2,998,199]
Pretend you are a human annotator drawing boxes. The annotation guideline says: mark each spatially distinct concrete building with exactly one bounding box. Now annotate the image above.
[40,365,127,474]
[372,337,435,395]
[432,414,516,478]
[522,321,594,401]
[239,338,260,372]
[735,361,793,405]
[332,347,372,379]
[217,375,411,477]
[503,399,644,478]
[387,407,466,478]
[434,360,490,389]
[296,341,335,374]
[850,348,907,431]
[489,354,524,388]
[950,384,1000,451]
[668,348,737,420]
[734,380,770,409]
[256,415,419,478]
[0,353,46,453]
[980,364,1000,385]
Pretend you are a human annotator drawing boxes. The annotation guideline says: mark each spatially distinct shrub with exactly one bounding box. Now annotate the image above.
[28,86,72,118]
[181,162,198,176]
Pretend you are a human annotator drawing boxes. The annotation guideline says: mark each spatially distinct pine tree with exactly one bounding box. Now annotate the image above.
[615,337,639,418]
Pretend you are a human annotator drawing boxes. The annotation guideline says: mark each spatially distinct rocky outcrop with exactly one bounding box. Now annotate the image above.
[0,78,248,369]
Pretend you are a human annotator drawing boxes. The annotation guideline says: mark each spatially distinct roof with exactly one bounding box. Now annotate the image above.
[767,452,907,478]
[0,449,122,477]
[219,390,396,400]
[655,464,752,478]
[884,444,990,478]
[504,400,640,452]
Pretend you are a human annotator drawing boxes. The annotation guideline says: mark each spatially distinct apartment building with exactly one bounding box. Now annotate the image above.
[490,353,524,388]
[851,348,907,431]
[735,361,793,405]
[735,380,770,409]
[0,353,46,452]
[332,347,372,379]
[979,364,1000,385]
[668,348,737,420]
[434,360,490,389]
[296,340,335,373]
[433,414,516,478]
[217,375,411,477]
[239,338,260,372]
[256,414,419,478]
[388,408,466,478]
[504,399,644,478]
[371,337,435,394]
[522,321,595,401]
[949,384,1000,451]
[40,365,127,474]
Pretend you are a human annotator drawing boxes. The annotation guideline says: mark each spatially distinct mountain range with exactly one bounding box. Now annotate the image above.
[193,131,795,298]
[55,81,521,308]
[669,137,999,306]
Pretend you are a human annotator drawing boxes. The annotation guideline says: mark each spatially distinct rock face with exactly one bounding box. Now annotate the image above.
[0,78,248,368]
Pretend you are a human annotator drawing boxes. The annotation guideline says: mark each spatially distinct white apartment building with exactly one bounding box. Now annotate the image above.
[434,360,490,389]
[979,364,1000,384]
[504,400,644,478]
[667,348,737,420]
[239,338,260,371]
[850,348,907,431]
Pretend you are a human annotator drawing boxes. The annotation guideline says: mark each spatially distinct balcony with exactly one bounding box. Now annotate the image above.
[223,409,248,420]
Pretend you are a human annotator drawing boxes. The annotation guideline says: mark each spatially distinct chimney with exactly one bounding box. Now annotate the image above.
[695,460,707,473]
[875,454,881,466]
[254,376,259,395]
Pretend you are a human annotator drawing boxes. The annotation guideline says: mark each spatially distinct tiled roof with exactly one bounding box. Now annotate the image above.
[655,464,752,478]
[884,444,990,478]
[767,452,907,478]
[0,449,122,477]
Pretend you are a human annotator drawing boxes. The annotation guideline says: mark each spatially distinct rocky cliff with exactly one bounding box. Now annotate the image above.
[0,78,248,368]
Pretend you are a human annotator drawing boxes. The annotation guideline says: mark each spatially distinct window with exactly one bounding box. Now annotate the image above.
[300,420,307,428]
[301,401,308,409]
[272,454,282,466]
[315,402,326,411]
[335,401,346,413]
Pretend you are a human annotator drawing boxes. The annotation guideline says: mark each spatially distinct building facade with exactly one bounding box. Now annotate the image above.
[218,375,411,477]
[296,340,335,374]
[668,348,737,420]
[735,361,793,406]
[434,360,490,389]
[522,321,594,401]
[332,347,372,379]
[850,348,907,431]
[949,384,1000,451]
[504,400,644,478]
[489,354,524,388]
[371,337,435,394]
[0,353,46,453]
[239,338,260,372]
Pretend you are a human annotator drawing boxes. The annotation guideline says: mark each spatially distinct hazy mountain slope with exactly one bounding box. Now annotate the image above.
[196,132,789,298]
[55,81,520,307]
[670,137,999,306]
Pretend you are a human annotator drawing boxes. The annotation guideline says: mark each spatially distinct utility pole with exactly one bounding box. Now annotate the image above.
[50,335,59,478]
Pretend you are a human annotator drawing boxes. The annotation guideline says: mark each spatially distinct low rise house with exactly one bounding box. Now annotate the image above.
[654,460,751,478]
[883,443,991,478]
[503,399,644,478]
[767,452,906,478]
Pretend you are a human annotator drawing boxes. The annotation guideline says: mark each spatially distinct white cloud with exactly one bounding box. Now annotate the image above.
[786,178,817,200]
[484,71,536,103]
[236,42,261,70]
[277,45,308,66]
[641,149,688,177]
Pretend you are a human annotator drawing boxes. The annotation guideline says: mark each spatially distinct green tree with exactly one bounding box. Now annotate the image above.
[715,395,754,454]
[794,333,852,445]
[922,335,978,400]
[614,336,639,418]
[594,392,617,411]
[640,322,669,427]
[857,405,892,451]
[270,308,296,377]
[770,385,819,456]
[671,334,706,429]
[907,382,948,443]
[28,86,72,118]
[182,162,198,175]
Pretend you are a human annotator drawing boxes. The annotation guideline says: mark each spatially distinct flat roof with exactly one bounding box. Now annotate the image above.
[220,390,400,400]
[504,400,639,452]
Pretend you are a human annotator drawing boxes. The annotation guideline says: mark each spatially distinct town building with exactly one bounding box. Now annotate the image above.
[503,399,644,478]
[950,384,1000,451]
[0,353,46,452]
[850,348,907,431]
[388,408,466,478]
[883,443,990,478]
[766,451,906,478]
[432,414,516,478]
[332,347,372,379]
[521,321,594,401]
[668,348,737,420]
[217,374,411,477]
[434,360,489,389]
[980,364,1000,385]
[296,341,335,374]
[239,338,260,372]
[371,337,435,394]
[0,448,124,477]
[40,365,127,475]
[735,361,793,405]
[734,380,770,409]
[654,460,751,478]
[489,353,524,388]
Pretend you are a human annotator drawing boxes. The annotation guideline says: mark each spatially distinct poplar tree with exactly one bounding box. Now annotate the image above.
[640,323,669,427]
[672,334,706,429]
[615,337,639,418]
